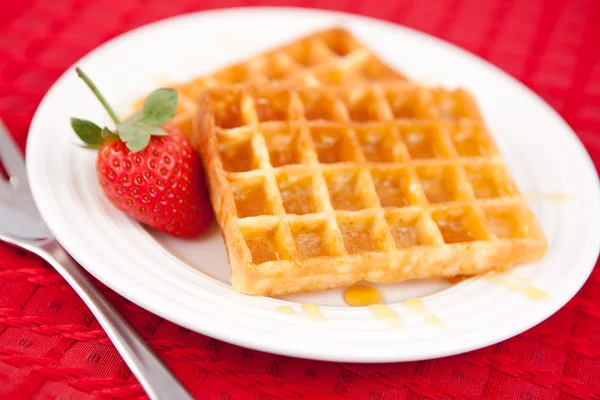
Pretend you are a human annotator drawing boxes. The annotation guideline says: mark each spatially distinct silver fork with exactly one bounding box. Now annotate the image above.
[0,118,194,400]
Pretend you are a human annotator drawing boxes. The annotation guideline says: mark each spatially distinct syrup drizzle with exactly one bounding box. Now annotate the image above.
[343,282,446,330]
[448,272,549,302]
[275,305,295,315]
[301,303,326,321]
[368,304,404,329]
[276,273,546,328]
[275,304,326,322]
[486,273,549,301]
[343,282,384,307]
[523,192,571,202]
[403,298,447,329]
[343,282,404,329]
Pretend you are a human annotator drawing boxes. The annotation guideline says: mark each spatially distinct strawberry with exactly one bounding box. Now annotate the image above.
[70,67,212,238]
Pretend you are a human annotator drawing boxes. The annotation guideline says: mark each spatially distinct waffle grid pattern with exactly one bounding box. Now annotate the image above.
[157,27,406,134]
[195,84,546,295]
[176,27,404,97]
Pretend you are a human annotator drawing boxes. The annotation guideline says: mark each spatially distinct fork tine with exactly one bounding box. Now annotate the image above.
[0,118,28,186]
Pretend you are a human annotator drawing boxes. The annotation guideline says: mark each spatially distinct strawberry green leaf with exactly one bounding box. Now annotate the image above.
[117,124,151,153]
[139,88,178,126]
[124,110,143,124]
[77,143,104,150]
[71,118,104,147]
[101,127,117,140]
[133,121,168,136]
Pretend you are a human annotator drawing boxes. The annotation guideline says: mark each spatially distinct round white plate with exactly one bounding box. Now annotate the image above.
[26,7,600,362]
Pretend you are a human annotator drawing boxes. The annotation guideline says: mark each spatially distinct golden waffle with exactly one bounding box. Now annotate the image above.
[134,27,406,135]
[192,83,548,296]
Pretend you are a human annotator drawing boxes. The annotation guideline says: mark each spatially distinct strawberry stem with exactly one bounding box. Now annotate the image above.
[75,67,121,125]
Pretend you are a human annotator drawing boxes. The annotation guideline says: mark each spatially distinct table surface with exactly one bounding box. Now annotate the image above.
[1,0,599,399]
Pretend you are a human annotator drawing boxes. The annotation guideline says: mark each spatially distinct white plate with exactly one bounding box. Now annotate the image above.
[26,7,600,362]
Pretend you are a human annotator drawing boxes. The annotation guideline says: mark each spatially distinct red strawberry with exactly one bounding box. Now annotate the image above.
[70,67,212,238]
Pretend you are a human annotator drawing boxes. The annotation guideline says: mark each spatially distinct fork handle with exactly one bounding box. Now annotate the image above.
[35,241,194,400]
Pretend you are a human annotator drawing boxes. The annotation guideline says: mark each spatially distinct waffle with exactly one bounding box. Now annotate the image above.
[133,27,406,135]
[192,83,547,296]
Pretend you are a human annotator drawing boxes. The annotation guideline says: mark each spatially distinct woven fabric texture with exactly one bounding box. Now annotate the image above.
[0,0,599,399]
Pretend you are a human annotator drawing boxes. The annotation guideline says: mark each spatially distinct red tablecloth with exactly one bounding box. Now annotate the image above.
[1,0,599,399]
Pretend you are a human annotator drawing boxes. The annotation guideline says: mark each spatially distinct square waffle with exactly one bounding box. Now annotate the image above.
[192,83,547,296]
[133,27,406,135]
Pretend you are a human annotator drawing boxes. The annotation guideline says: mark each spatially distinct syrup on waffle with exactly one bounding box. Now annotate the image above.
[192,83,548,296]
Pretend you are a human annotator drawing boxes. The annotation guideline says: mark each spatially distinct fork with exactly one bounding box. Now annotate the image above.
[0,118,194,400]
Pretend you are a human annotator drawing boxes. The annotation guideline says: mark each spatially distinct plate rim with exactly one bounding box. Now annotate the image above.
[25,6,600,363]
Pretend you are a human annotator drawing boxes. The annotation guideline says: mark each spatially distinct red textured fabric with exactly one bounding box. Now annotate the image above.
[1,0,600,399]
